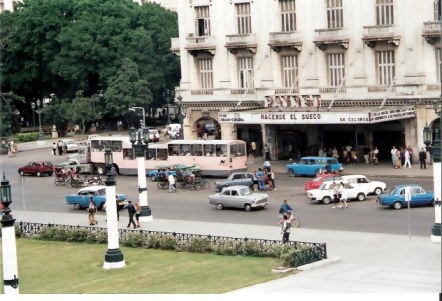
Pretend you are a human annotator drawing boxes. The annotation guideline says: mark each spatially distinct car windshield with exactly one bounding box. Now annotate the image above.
[240,187,252,195]
[318,183,327,190]
[312,177,322,182]
[65,141,74,145]
[390,187,399,194]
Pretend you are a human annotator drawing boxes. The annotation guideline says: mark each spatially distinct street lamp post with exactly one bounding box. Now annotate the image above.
[163,90,173,124]
[31,102,36,128]
[175,94,188,139]
[1,172,19,294]
[129,127,152,222]
[103,145,125,269]
[129,107,146,129]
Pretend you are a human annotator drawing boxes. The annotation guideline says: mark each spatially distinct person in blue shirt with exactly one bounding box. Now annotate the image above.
[279,199,293,215]
[256,168,266,191]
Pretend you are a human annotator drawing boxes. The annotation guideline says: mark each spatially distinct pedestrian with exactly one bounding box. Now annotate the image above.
[269,168,276,190]
[168,173,176,193]
[87,197,98,225]
[419,148,427,169]
[331,182,340,209]
[264,144,270,161]
[249,141,256,163]
[363,146,370,164]
[400,147,405,166]
[252,170,259,191]
[52,142,57,155]
[390,146,397,167]
[403,148,412,168]
[373,147,379,165]
[338,182,348,209]
[125,200,137,229]
[57,140,63,155]
[256,168,266,191]
[281,214,291,243]
[395,149,402,169]
[407,145,414,165]
[263,159,271,172]
[135,201,141,228]
[279,199,293,217]
[115,195,120,221]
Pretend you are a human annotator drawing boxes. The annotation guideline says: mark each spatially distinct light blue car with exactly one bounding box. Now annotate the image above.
[65,186,127,210]
[377,184,434,210]
[286,156,343,177]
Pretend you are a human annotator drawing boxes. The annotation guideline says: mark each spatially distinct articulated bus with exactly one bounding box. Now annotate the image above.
[88,136,247,177]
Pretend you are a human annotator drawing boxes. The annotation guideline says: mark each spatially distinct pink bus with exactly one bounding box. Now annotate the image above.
[89,137,247,177]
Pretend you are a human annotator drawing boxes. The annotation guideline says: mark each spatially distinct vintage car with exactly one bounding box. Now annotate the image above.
[61,139,79,153]
[286,156,343,177]
[377,184,434,210]
[214,172,254,191]
[147,129,160,143]
[65,186,127,210]
[307,182,370,204]
[18,161,54,177]
[341,175,386,195]
[208,185,269,211]
[304,173,343,191]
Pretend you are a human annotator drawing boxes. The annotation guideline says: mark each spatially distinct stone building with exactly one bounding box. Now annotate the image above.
[171,0,441,162]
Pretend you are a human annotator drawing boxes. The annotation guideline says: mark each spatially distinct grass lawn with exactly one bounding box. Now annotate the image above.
[0,238,292,294]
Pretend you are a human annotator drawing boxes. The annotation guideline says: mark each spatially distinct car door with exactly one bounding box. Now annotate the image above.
[238,173,252,186]
[78,190,91,207]
[221,189,234,207]
[231,174,245,185]
[410,187,427,206]
[229,189,242,208]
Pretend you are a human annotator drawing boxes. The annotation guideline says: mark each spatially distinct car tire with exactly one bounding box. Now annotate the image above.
[392,201,403,210]
[73,203,81,210]
[219,185,227,191]
[55,178,61,186]
[96,164,106,175]
[151,175,157,181]
[315,169,321,177]
[244,204,252,212]
[216,203,223,210]
[374,187,383,195]
[322,196,332,204]
[356,193,365,201]
[288,169,296,177]
[99,202,106,211]
[36,171,41,177]
[20,171,25,176]
[48,172,53,176]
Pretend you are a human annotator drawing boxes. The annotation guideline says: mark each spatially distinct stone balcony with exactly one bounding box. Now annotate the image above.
[170,37,180,55]
[225,33,257,54]
[422,21,441,44]
[268,31,303,52]
[185,35,217,56]
[362,25,400,47]
[313,28,349,50]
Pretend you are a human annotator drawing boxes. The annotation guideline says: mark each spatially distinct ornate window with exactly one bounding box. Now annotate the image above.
[198,59,213,89]
[280,0,296,32]
[376,50,395,85]
[327,53,345,86]
[238,57,254,88]
[195,6,211,36]
[281,55,298,88]
[376,0,394,25]
[327,0,343,29]
[236,3,251,34]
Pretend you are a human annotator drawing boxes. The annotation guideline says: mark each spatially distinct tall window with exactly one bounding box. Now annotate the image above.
[281,55,298,88]
[198,59,213,89]
[327,0,343,29]
[437,48,441,83]
[435,0,442,21]
[236,3,251,34]
[376,0,394,25]
[238,57,254,88]
[327,53,345,86]
[376,51,395,85]
[195,6,210,36]
[280,0,296,32]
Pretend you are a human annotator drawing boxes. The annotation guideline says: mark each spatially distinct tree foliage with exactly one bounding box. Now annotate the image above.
[0,0,179,134]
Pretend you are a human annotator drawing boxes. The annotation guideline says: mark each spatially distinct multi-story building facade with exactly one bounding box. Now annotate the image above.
[171,0,441,161]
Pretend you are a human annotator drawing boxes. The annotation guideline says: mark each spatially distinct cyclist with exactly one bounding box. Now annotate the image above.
[279,199,293,217]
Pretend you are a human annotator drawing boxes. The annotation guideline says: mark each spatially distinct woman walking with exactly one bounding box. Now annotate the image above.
[135,202,141,228]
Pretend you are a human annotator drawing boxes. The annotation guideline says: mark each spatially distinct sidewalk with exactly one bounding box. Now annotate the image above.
[13,209,441,298]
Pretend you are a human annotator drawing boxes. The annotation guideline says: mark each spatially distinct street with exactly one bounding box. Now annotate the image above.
[0,147,435,236]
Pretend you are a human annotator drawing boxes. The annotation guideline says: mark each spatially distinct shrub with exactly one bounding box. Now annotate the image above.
[145,235,179,250]
[15,224,23,238]
[95,231,108,244]
[185,237,213,253]
[65,228,90,243]
[213,240,242,256]
[240,241,264,256]
[124,232,146,247]
[37,227,68,241]
[16,132,39,142]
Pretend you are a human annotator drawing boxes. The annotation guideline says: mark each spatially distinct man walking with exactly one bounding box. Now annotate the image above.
[403,148,412,168]
[125,200,137,229]
[168,173,176,193]
[419,148,427,169]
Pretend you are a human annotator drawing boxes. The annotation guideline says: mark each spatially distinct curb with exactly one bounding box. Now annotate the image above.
[296,256,341,271]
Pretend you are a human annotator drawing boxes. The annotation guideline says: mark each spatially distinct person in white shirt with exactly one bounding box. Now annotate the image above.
[390,146,397,167]
[168,174,176,193]
[403,149,412,168]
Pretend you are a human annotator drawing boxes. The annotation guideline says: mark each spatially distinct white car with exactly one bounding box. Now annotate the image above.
[167,123,181,139]
[307,182,370,204]
[147,129,160,142]
[341,175,386,195]
[61,139,79,153]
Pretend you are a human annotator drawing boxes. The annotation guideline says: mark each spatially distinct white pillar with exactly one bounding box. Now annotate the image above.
[431,161,441,243]
[2,226,19,294]
[103,181,125,269]
[137,155,152,222]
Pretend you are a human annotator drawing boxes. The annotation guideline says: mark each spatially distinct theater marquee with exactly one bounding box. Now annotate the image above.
[218,107,415,124]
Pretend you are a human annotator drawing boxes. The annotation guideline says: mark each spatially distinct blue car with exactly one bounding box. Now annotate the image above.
[147,169,177,181]
[66,186,127,210]
[286,156,343,177]
[377,184,434,210]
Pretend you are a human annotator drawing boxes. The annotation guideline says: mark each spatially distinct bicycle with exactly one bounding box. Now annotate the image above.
[277,211,301,228]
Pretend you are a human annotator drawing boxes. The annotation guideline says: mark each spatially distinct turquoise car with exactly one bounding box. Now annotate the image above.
[286,156,343,177]
[377,184,434,210]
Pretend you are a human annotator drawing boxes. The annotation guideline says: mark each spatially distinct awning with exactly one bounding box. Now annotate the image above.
[218,106,415,125]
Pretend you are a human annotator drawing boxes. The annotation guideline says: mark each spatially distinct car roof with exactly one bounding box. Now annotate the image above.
[28,160,51,164]
[224,185,251,189]
[301,156,335,160]
[393,184,422,189]
[78,186,106,192]
[342,175,366,178]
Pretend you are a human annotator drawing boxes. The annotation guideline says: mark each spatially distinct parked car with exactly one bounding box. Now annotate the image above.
[377,184,434,210]
[214,172,254,191]
[147,129,160,143]
[341,175,386,195]
[18,161,54,177]
[208,185,269,211]
[65,186,127,210]
[304,173,342,191]
[286,156,343,177]
[61,139,79,153]
[167,123,182,139]
[307,181,370,204]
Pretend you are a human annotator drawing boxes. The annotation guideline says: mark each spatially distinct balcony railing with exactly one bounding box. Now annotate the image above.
[422,21,441,44]
[230,88,256,95]
[367,85,396,93]
[226,33,256,45]
[185,35,216,50]
[362,25,400,46]
[319,86,347,94]
[191,89,214,95]
[268,31,303,51]
[275,87,299,94]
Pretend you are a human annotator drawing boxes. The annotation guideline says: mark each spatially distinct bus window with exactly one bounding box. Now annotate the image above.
[180,144,191,156]
[123,148,134,160]
[204,144,215,156]
[168,145,180,156]
[147,149,156,160]
[112,141,122,152]
[157,149,168,160]
[192,144,203,156]
[230,143,246,157]
[91,140,102,152]
[216,144,227,157]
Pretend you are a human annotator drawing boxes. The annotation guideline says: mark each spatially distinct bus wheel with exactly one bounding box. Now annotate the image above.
[96,164,106,175]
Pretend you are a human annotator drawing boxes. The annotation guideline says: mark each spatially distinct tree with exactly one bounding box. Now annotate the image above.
[0,92,23,137]
[70,91,102,135]
[104,58,152,121]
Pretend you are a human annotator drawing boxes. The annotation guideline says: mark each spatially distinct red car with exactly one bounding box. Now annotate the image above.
[304,173,342,191]
[18,161,54,177]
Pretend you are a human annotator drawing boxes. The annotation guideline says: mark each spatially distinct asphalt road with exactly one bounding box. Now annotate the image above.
[0,148,435,236]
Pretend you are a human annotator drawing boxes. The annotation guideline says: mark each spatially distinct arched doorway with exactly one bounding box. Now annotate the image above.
[194,117,221,139]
